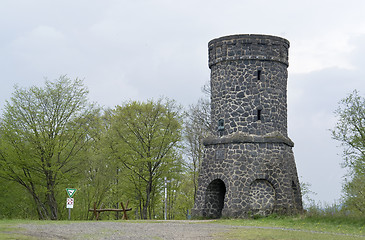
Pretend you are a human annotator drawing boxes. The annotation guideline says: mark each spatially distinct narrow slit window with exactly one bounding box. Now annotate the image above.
[218,119,224,131]
[257,109,262,121]
[257,70,262,80]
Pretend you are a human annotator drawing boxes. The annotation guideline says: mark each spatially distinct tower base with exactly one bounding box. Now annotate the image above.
[192,133,303,219]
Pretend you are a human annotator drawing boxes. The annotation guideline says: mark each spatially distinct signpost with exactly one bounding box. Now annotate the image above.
[66,198,74,208]
[66,188,77,220]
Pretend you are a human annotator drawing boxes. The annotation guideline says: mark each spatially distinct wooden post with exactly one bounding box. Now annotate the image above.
[93,202,100,220]
[120,200,129,220]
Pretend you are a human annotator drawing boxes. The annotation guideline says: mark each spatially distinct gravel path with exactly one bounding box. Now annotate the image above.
[12,220,365,239]
[14,220,234,240]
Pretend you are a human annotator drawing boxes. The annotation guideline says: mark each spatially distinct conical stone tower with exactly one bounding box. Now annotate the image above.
[192,34,303,218]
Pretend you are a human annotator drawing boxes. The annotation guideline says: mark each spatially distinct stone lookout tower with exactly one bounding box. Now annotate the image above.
[192,34,303,218]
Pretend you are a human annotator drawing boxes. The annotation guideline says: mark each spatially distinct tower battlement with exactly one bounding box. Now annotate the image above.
[208,34,289,68]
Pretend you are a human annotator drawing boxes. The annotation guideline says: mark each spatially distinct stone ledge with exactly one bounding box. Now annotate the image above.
[203,131,294,147]
[208,55,288,68]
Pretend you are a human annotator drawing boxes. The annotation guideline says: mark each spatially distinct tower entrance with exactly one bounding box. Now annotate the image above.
[204,179,226,218]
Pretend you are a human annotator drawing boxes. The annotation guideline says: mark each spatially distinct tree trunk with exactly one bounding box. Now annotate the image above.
[46,190,58,220]
[193,159,197,201]
[27,188,49,220]
[46,172,58,220]
[142,178,153,219]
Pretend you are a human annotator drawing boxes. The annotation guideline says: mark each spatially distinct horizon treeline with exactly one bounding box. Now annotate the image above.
[0,76,210,220]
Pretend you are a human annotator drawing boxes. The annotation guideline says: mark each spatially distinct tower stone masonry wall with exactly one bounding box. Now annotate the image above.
[192,34,303,218]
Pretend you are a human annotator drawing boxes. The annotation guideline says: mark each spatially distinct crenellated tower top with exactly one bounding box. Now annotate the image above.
[208,34,289,68]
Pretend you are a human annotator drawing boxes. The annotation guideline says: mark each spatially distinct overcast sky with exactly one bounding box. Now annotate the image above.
[1,0,365,205]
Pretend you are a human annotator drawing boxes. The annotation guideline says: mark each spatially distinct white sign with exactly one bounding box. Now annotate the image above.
[66,198,74,209]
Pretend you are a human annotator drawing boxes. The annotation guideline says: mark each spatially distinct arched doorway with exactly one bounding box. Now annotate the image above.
[249,179,275,216]
[204,179,226,218]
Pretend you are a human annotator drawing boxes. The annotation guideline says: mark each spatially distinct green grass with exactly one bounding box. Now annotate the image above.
[0,219,90,239]
[214,227,364,240]
[211,214,365,239]
[0,220,38,240]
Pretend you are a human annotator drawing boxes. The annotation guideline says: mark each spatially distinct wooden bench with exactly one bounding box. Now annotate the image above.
[89,201,132,220]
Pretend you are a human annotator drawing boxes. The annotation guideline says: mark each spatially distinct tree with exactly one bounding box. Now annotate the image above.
[105,99,183,219]
[0,76,99,220]
[183,82,213,201]
[332,90,365,214]
[0,180,35,219]
[169,171,196,219]
[332,90,365,172]
[184,97,213,200]
[343,173,365,213]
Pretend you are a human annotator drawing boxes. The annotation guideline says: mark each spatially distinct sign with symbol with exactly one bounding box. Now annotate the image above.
[66,188,77,198]
[66,198,74,209]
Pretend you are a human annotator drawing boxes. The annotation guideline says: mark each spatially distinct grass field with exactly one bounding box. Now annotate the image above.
[214,214,365,235]
[214,228,364,240]
[0,215,364,240]
[0,220,37,240]
[212,215,365,239]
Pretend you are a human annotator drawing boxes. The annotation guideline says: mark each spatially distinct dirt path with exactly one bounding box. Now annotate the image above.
[12,220,365,240]
[14,220,234,240]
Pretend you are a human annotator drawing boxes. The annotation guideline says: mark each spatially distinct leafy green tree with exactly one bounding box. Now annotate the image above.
[0,76,99,220]
[105,99,183,219]
[184,98,212,200]
[74,124,128,220]
[332,90,365,173]
[0,180,35,219]
[343,174,365,213]
[332,90,365,214]
[168,171,196,219]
